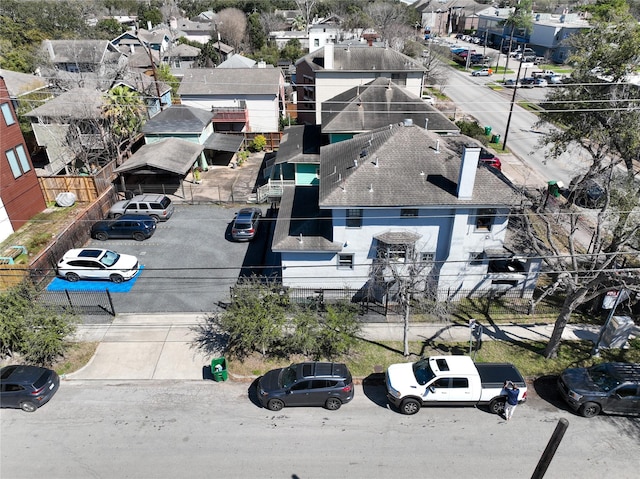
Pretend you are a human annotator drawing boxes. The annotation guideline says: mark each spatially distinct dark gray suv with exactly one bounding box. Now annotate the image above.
[0,365,60,412]
[258,362,354,411]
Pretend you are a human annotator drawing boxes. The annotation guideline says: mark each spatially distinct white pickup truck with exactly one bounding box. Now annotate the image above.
[386,355,527,415]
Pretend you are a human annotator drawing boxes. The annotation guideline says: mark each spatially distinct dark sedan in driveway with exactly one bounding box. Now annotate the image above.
[0,365,60,412]
[91,215,156,241]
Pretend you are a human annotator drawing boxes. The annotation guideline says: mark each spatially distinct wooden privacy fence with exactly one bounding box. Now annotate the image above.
[38,159,117,203]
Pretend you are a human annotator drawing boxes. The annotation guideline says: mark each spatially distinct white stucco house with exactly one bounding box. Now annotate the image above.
[271,122,539,300]
[295,43,427,125]
[177,66,286,133]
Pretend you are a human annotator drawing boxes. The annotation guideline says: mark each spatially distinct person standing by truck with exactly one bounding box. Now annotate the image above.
[504,381,520,421]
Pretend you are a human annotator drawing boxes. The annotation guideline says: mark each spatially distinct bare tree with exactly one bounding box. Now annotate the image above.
[260,11,287,35]
[370,238,452,356]
[514,172,640,359]
[294,0,316,34]
[365,0,409,45]
[216,8,248,51]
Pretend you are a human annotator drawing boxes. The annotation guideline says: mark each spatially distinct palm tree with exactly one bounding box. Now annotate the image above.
[501,0,533,76]
[102,85,146,165]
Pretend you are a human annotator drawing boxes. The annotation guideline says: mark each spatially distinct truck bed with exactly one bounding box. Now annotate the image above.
[476,363,526,388]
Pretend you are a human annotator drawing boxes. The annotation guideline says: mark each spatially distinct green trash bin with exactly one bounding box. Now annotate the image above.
[484,126,492,136]
[211,357,228,382]
[491,134,501,144]
[548,181,560,197]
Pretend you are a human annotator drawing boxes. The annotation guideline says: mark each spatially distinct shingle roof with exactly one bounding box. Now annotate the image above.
[142,104,212,134]
[318,123,520,208]
[0,69,48,98]
[114,138,204,175]
[24,88,104,119]
[202,133,244,152]
[321,77,458,134]
[178,67,283,95]
[299,44,426,72]
[272,185,343,252]
[43,40,114,64]
[217,54,255,68]
[274,125,322,165]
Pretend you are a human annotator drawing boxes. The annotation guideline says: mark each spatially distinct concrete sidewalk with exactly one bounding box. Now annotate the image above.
[66,313,601,381]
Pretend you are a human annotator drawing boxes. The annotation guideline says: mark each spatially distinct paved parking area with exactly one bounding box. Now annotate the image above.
[86,204,276,314]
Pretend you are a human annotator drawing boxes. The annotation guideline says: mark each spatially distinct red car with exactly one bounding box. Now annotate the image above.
[479,148,502,171]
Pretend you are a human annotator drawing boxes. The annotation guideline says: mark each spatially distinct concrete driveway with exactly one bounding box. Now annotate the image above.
[68,313,215,380]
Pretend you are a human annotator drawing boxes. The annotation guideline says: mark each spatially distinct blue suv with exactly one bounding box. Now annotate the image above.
[91,214,156,241]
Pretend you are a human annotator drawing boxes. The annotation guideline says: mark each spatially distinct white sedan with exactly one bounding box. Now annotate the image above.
[56,248,139,283]
[472,68,493,77]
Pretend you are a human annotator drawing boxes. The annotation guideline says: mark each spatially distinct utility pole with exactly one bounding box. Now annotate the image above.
[502,48,525,151]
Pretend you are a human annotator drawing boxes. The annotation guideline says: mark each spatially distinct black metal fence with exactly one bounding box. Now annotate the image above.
[36,290,115,316]
[229,283,564,319]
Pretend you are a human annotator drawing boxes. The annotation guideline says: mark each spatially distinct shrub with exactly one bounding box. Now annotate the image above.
[250,135,267,152]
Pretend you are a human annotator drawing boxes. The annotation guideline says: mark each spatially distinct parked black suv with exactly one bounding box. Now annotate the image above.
[258,362,354,411]
[91,214,157,241]
[1,365,60,412]
[558,362,640,417]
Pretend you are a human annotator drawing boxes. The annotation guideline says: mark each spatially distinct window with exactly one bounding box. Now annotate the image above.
[1,103,15,126]
[346,208,362,228]
[451,378,469,388]
[5,145,31,179]
[421,252,435,263]
[401,208,419,217]
[337,254,354,269]
[469,252,484,266]
[475,208,496,231]
[314,39,320,47]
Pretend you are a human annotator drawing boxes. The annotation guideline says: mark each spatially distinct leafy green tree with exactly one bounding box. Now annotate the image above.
[538,4,640,179]
[0,283,77,366]
[247,12,266,51]
[280,39,304,63]
[96,18,125,37]
[156,63,180,101]
[249,43,279,66]
[102,85,147,164]
[138,2,163,28]
[219,279,288,358]
[313,303,360,360]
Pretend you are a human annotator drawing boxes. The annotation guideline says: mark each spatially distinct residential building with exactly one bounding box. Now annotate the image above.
[295,43,427,125]
[141,104,243,170]
[271,122,537,299]
[308,15,361,53]
[169,16,214,44]
[41,39,126,75]
[178,67,286,133]
[321,77,458,143]
[0,76,46,242]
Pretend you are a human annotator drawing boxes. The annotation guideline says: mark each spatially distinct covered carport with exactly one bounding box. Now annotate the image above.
[114,137,204,197]
[203,133,245,167]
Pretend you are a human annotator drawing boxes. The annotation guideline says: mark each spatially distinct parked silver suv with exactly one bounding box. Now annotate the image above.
[109,194,174,221]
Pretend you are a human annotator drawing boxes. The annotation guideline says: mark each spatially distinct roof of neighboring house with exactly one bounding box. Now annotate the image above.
[163,43,201,58]
[142,104,212,134]
[0,69,48,98]
[137,27,173,45]
[111,72,171,97]
[296,43,426,73]
[114,138,204,175]
[31,123,74,175]
[217,53,254,68]
[173,17,214,33]
[412,0,482,13]
[178,68,283,96]
[318,122,520,208]
[42,39,120,64]
[126,48,161,68]
[321,77,458,134]
[24,87,104,120]
[274,125,322,165]
[272,185,343,252]
[202,133,244,152]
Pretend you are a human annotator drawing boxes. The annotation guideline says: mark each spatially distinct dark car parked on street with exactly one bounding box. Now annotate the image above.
[91,214,157,241]
[231,207,262,241]
[558,362,640,417]
[0,365,60,412]
[258,362,354,411]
